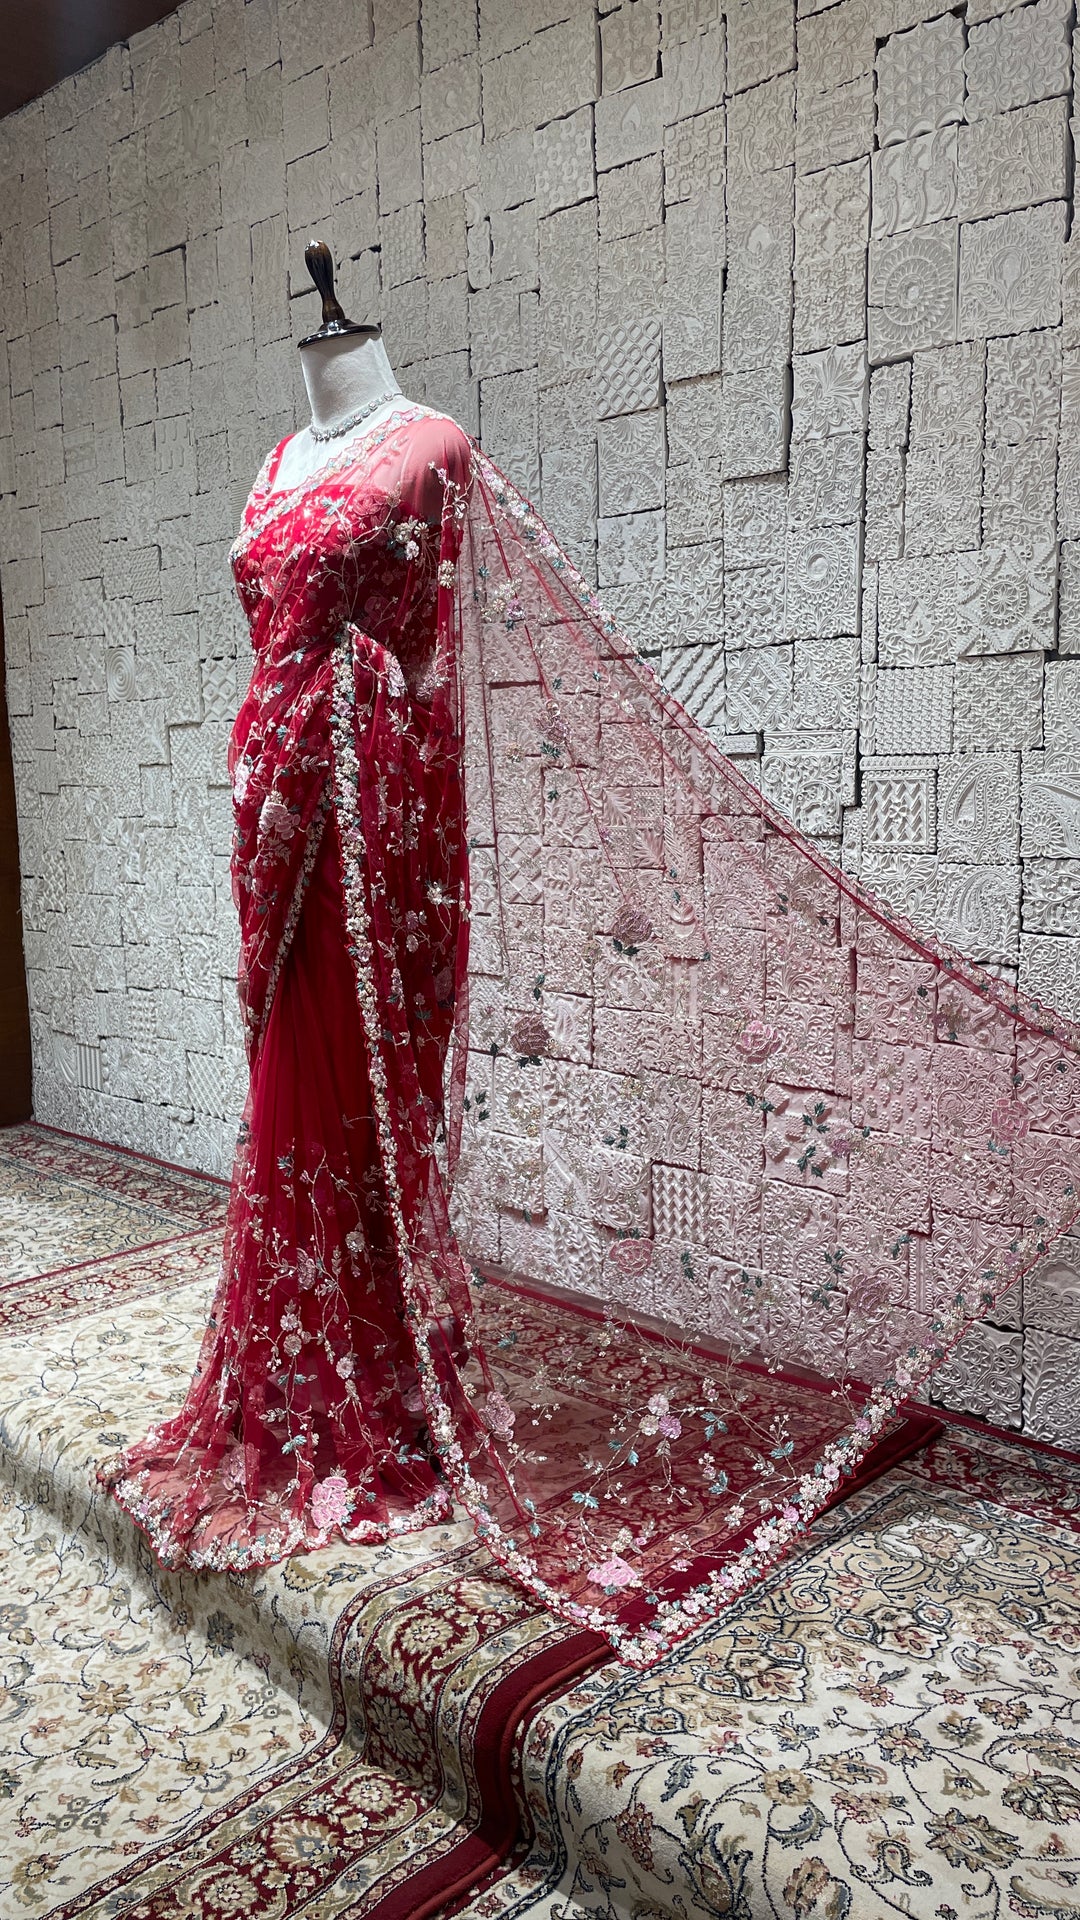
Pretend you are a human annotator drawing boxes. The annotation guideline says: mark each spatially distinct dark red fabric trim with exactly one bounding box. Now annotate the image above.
[362,1627,609,1920]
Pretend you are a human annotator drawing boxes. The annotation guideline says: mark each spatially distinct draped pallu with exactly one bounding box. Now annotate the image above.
[107,405,1080,1667]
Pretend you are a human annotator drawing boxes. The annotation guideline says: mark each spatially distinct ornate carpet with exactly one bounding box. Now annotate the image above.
[457,1427,1080,1919]
[0,1125,604,1918]
[7,1124,1080,1920]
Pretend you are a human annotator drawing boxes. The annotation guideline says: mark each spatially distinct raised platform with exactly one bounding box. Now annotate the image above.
[6,1123,1080,1920]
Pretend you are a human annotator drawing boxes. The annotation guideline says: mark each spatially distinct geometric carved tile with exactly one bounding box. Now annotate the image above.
[876,14,966,149]
[651,1162,709,1244]
[955,543,1057,658]
[861,756,937,852]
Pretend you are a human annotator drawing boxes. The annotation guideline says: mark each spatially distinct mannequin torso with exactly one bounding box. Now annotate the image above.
[270,333,417,494]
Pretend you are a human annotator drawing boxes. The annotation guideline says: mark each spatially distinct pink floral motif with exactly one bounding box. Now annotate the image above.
[610,1238,654,1281]
[509,1013,550,1057]
[989,1097,1030,1150]
[641,1393,682,1440]
[735,1017,783,1061]
[612,904,653,947]
[310,1474,353,1531]
[258,792,297,851]
[483,1391,516,1438]
[588,1555,641,1590]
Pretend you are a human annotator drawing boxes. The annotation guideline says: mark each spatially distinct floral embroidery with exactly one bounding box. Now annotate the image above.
[105,407,1080,1670]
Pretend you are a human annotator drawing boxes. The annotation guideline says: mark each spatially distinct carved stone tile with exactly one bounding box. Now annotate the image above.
[663,198,722,381]
[958,201,1066,340]
[664,105,725,208]
[600,1,660,94]
[864,451,904,561]
[1023,1326,1080,1447]
[1060,541,1080,657]
[788,434,863,528]
[1043,661,1080,751]
[983,440,1058,547]
[797,0,877,99]
[875,15,966,150]
[725,644,792,732]
[955,656,1043,752]
[482,14,598,141]
[660,642,725,729]
[596,509,665,588]
[955,543,1057,658]
[666,374,723,468]
[936,860,1020,962]
[761,735,855,838]
[793,158,870,353]
[909,340,985,451]
[663,19,725,121]
[868,361,910,453]
[870,128,957,239]
[725,563,786,649]
[790,634,860,730]
[791,342,867,441]
[597,409,665,515]
[723,477,787,566]
[868,666,953,754]
[598,153,662,242]
[795,74,874,176]
[985,329,1062,445]
[868,221,958,360]
[964,0,1071,123]
[1022,751,1080,856]
[1020,929,1080,1017]
[594,74,665,172]
[931,1322,1023,1425]
[1023,860,1080,936]
[785,524,860,639]
[728,74,794,177]
[723,166,793,374]
[721,367,788,479]
[904,442,982,558]
[651,1162,709,1244]
[861,756,937,852]
[956,97,1069,223]
[726,0,794,94]
[594,315,662,417]
[936,753,1020,866]
[533,104,595,218]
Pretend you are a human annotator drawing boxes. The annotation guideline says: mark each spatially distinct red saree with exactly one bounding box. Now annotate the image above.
[107,403,1080,1666]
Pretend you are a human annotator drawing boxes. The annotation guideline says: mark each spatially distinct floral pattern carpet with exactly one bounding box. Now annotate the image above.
[460,1428,1080,1920]
[0,1123,228,1304]
[7,1124,1080,1920]
[0,1126,601,1918]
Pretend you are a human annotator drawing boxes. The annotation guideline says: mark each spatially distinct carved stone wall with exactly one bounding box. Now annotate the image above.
[2,0,1079,1438]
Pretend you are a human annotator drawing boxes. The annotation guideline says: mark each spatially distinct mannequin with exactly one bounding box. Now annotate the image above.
[270,240,417,495]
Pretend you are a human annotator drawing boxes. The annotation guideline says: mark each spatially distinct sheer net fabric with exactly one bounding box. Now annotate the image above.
[106,404,1080,1666]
